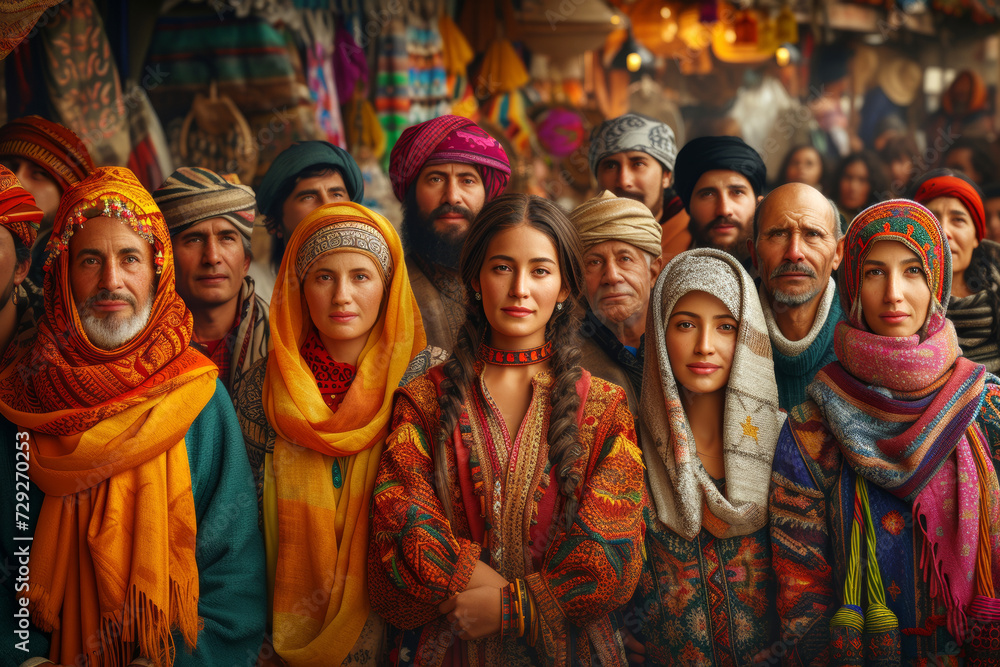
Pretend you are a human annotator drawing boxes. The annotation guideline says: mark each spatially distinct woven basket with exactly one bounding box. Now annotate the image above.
[179,82,258,184]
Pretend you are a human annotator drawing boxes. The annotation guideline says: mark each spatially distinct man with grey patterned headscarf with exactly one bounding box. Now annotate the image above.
[589,113,690,261]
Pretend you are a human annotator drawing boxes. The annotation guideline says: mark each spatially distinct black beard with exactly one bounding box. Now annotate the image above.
[400,190,471,271]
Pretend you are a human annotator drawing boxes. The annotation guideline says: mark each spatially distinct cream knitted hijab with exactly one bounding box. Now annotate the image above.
[640,248,784,540]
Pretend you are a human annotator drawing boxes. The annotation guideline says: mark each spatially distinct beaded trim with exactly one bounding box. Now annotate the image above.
[43,195,162,274]
[477,341,553,366]
[295,220,394,283]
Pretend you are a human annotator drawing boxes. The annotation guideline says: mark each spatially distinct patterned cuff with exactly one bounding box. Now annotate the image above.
[446,541,483,597]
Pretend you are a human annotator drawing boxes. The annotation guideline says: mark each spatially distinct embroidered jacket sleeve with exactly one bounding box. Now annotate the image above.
[768,401,839,667]
[979,382,1000,462]
[369,375,483,630]
[524,380,645,659]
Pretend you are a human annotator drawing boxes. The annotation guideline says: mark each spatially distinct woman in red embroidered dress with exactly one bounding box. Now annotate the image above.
[369,193,646,666]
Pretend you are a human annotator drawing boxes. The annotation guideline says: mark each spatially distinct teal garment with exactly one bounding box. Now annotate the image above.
[1,379,266,667]
[772,296,845,411]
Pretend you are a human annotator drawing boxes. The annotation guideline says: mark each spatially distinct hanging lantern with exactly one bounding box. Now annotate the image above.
[734,10,758,45]
[775,6,798,44]
[630,0,684,56]
[699,0,719,24]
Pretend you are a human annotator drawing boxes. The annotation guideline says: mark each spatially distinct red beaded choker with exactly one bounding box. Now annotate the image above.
[478,341,553,366]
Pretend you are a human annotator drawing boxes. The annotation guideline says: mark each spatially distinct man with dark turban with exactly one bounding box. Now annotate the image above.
[674,135,766,265]
[389,114,511,352]
[570,191,662,416]
[0,115,96,292]
[255,141,364,301]
[589,113,689,262]
[154,167,270,405]
[0,166,265,666]
[0,165,40,357]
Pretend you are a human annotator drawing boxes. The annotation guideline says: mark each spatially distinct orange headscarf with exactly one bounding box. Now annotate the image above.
[0,164,41,248]
[0,167,217,666]
[264,202,425,665]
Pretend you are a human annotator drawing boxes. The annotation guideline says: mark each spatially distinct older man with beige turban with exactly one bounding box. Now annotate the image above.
[570,190,663,414]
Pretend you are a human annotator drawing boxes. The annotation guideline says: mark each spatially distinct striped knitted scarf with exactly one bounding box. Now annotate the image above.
[949,244,1000,374]
[809,327,994,643]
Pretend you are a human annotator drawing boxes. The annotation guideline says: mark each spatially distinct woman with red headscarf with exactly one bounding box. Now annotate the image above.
[912,169,1000,373]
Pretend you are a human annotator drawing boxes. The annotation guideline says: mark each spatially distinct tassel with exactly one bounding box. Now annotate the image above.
[829,605,864,666]
[863,602,900,666]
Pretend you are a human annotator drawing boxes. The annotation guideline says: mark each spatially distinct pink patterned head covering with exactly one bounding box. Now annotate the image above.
[389,115,511,202]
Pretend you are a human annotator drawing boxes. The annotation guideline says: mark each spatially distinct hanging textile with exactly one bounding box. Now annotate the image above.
[39,0,130,166]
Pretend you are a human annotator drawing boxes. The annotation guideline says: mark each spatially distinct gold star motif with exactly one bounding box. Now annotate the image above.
[741,415,759,442]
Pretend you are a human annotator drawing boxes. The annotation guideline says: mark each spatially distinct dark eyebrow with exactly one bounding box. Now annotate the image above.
[294,187,320,198]
[864,257,922,267]
[488,254,556,264]
[669,310,702,319]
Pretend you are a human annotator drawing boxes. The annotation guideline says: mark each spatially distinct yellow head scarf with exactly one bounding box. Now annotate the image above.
[264,202,425,665]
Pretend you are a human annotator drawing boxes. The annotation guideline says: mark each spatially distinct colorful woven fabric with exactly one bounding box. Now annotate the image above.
[913,173,988,241]
[0,115,96,191]
[154,166,257,239]
[673,136,766,211]
[626,509,777,665]
[374,13,411,166]
[0,0,62,60]
[641,248,784,540]
[770,382,1000,664]
[370,366,644,666]
[838,199,949,329]
[263,202,425,666]
[588,112,678,175]
[404,5,450,125]
[569,190,662,257]
[388,114,511,202]
[39,0,129,166]
[256,141,364,225]
[0,166,219,667]
[0,164,41,248]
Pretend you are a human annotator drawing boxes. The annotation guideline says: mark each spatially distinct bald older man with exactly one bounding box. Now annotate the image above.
[570,191,663,415]
[748,182,845,409]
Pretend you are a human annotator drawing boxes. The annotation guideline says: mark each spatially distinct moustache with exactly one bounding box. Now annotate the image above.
[428,203,475,223]
[707,216,742,232]
[769,262,818,280]
[85,289,138,309]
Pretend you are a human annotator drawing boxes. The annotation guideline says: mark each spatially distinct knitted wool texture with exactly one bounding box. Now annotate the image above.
[640,248,783,540]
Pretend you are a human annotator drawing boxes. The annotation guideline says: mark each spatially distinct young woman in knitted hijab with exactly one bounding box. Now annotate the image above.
[625,247,784,665]
[770,199,1000,664]
[369,193,645,666]
[911,168,1000,373]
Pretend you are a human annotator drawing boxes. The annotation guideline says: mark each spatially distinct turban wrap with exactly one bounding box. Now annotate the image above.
[154,166,258,240]
[589,113,677,176]
[389,115,511,202]
[911,170,987,241]
[0,115,95,191]
[673,136,766,212]
[569,190,662,257]
[256,141,364,228]
[0,164,41,248]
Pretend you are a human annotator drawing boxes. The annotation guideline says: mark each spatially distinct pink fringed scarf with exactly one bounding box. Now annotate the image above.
[815,314,999,643]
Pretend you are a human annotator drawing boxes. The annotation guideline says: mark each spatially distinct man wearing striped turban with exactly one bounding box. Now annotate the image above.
[569,191,663,416]
[154,167,270,407]
[0,116,96,294]
[389,114,511,352]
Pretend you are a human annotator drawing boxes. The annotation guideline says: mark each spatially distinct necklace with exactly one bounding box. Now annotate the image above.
[478,340,553,366]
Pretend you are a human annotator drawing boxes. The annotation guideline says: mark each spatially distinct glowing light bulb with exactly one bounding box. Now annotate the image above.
[660,7,672,19]
[626,52,642,72]
[724,28,736,44]
[776,46,790,67]
[610,14,621,25]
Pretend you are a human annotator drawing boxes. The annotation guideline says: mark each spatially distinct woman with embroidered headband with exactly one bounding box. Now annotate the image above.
[623,247,783,665]
[770,199,1000,664]
[911,169,1000,374]
[369,193,645,666]
[233,202,426,666]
